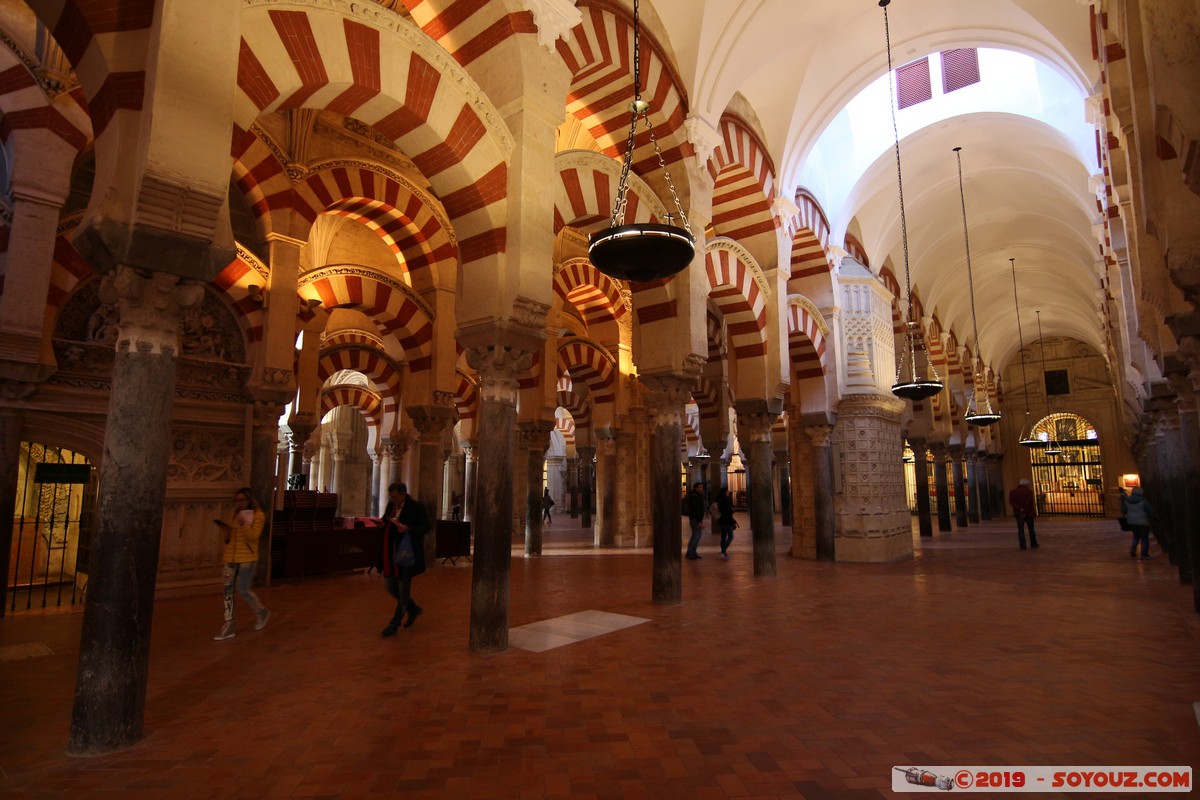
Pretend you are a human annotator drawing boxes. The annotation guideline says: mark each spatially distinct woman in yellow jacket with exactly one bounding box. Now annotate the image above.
[213,487,270,640]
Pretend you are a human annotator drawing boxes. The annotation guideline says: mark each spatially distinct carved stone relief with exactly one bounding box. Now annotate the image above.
[168,427,246,483]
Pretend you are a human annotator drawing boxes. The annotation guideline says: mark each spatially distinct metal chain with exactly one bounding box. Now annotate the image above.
[955,147,991,414]
[882,1,913,314]
[1010,258,1033,409]
[644,112,692,233]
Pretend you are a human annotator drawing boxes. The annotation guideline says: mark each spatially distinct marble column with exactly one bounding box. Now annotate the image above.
[910,438,933,537]
[70,267,203,754]
[1155,409,1190,583]
[737,405,777,577]
[966,448,981,524]
[577,446,595,529]
[643,375,693,604]
[284,421,314,488]
[410,402,455,564]
[931,443,953,531]
[462,443,477,523]
[306,444,320,491]
[0,407,24,618]
[370,448,383,516]
[615,431,639,546]
[776,450,792,526]
[789,413,816,559]
[250,402,283,584]
[466,345,531,652]
[1175,373,1200,610]
[807,425,836,562]
[519,421,554,556]
[706,447,725,492]
[976,452,992,520]
[330,445,347,515]
[567,455,579,518]
[950,446,968,528]
[596,432,618,547]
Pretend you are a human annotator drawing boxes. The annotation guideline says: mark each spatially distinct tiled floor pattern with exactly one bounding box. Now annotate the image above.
[1,515,1199,799]
[508,610,650,653]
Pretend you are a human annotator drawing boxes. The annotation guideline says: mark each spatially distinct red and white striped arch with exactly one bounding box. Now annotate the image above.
[210,248,271,347]
[557,338,617,405]
[710,114,776,244]
[878,266,904,335]
[787,189,833,292]
[704,308,725,363]
[234,5,511,270]
[318,344,403,424]
[843,231,871,269]
[554,411,576,451]
[396,1,535,68]
[691,375,722,423]
[454,368,479,423]
[320,384,382,427]
[26,1,152,141]
[298,267,434,370]
[554,257,627,327]
[558,2,690,175]
[786,296,828,381]
[705,241,768,361]
[556,376,592,429]
[47,227,94,317]
[0,49,90,155]
[554,150,672,235]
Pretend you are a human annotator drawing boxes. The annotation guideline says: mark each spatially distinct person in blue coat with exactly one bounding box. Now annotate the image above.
[1121,486,1155,560]
[378,482,430,636]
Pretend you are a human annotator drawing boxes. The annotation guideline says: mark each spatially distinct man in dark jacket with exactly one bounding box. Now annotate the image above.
[379,482,430,637]
[1121,486,1154,560]
[685,482,706,560]
[1008,478,1038,550]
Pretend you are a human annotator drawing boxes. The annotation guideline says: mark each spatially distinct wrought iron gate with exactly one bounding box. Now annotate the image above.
[1029,413,1104,517]
[7,444,95,612]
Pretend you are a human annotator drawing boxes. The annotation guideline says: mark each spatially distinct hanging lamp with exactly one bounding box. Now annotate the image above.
[1010,258,1040,447]
[587,0,694,283]
[954,147,1000,426]
[880,0,943,401]
[1035,311,1061,455]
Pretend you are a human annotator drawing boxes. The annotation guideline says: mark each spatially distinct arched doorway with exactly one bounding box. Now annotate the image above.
[1029,413,1104,517]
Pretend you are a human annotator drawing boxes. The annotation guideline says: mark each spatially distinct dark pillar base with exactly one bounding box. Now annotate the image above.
[651,420,682,604]
[469,397,516,652]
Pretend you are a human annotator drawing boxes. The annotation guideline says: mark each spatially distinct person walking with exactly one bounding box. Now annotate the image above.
[716,487,736,559]
[685,482,706,560]
[1008,478,1039,550]
[379,482,430,637]
[542,488,555,524]
[213,487,269,640]
[1122,486,1154,560]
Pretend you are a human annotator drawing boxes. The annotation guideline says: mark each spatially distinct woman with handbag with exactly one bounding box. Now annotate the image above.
[379,482,430,637]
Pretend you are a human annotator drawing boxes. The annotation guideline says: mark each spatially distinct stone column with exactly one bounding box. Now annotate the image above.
[0,406,24,618]
[577,446,595,529]
[627,408,653,546]
[369,448,383,516]
[643,375,694,604]
[789,413,816,559]
[250,401,284,584]
[776,449,791,525]
[831,393,910,561]
[466,345,532,652]
[410,402,455,563]
[950,445,969,528]
[70,267,203,754]
[910,438,933,537]
[462,443,477,523]
[595,432,618,547]
[807,425,836,562]
[706,447,725,492]
[1175,394,1200,610]
[284,420,314,487]
[976,452,992,521]
[519,421,554,556]
[330,444,347,515]
[737,404,778,577]
[306,443,320,491]
[931,443,953,531]
[988,454,1005,518]
[615,430,638,546]
[966,448,981,524]
[567,455,579,518]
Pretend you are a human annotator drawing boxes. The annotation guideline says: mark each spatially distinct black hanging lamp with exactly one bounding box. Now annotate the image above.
[880,0,943,401]
[1010,258,1040,447]
[954,147,1000,426]
[588,0,694,283]
[1035,311,1061,455]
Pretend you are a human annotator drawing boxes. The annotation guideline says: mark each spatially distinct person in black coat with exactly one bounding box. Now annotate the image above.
[379,482,429,637]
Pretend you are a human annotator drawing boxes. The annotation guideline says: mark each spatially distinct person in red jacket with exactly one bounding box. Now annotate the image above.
[1008,478,1039,550]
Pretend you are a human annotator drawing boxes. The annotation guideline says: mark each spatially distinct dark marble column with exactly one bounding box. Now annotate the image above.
[69,268,201,754]
[1176,392,1200,611]
[643,375,693,604]
[284,419,314,488]
[465,345,531,652]
[950,446,969,528]
[966,448,981,524]
[776,449,792,526]
[931,443,953,531]
[738,405,777,576]
[976,452,993,520]
[1154,406,1189,583]
[595,432,617,547]
[788,411,815,559]
[806,425,836,562]
[0,406,24,618]
[410,403,455,566]
[567,455,579,518]
[519,421,553,556]
[577,445,595,529]
[706,447,725,492]
[910,438,933,537]
[250,401,284,585]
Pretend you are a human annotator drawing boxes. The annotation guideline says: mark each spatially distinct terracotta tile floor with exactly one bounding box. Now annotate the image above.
[2,515,1199,799]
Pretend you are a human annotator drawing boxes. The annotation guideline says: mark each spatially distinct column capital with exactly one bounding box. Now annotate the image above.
[641,373,695,426]
[466,344,534,405]
[804,424,833,447]
[99,266,205,356]
[516,418,555,452]
[384,429,416,460]
[408,404,456,442]
[735,410,776,443]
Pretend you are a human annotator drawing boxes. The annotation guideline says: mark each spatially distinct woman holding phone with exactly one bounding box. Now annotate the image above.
[213,487,270,640]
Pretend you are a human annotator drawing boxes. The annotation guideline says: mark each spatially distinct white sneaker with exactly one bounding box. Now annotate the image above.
[214,622,236,641]
[255,609,271,631]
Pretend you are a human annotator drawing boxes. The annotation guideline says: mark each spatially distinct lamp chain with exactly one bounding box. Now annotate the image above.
[882,1,913,313]
[1010,258,1034,413]
[955,147,991,415]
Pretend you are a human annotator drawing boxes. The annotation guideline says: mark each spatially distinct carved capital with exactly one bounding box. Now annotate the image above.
[384,429,416,460]
[641,374,694,427]
[98,267,205,356]
[409,404,456,441]
[517,419,555,452]
[735,411,776,443]
[466,344,533,405]
[804,424,833,447]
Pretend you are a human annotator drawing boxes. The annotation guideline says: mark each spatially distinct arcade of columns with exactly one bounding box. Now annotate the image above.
[0,0,1196,756]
